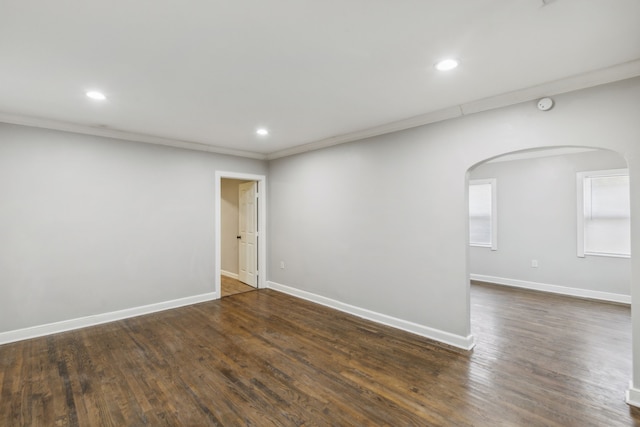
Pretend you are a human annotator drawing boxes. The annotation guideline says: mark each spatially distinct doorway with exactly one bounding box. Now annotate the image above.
[216,172,267,299]
[466,146,630,303]
[465,146,632,410]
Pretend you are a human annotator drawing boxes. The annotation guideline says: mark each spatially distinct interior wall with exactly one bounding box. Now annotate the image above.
[268,76,640,346]
[0,123,267,334]
[469,150,630,296]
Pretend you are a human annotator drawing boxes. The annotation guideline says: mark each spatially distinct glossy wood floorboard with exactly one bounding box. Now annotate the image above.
[1,283,639,426]
[220,275,255,297]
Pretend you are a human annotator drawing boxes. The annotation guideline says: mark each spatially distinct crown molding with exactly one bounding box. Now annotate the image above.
[0,112,267,160]
[265,106,463,160]
[460,58,640,116]
[486,147,598,163]
[2,60,639,162]
[267,59,640,160]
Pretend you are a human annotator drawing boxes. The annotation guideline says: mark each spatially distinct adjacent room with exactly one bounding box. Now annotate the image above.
[220,178,260,297]
[1,0,639,425]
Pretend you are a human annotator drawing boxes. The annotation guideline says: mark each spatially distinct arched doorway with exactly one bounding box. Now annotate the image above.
[464,145,633,411]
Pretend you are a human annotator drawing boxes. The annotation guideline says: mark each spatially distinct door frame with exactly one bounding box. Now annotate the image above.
[215,171,267,298]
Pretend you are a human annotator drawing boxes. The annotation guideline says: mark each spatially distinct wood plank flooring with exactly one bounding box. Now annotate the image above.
[1,283,639,426]
[220,275,255,297]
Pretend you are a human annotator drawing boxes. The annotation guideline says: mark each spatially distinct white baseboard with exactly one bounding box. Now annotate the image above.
[626,382,640,408]
[267,281,475,351]
[221,270,239,280]
[0,291,218,346]
[470,274,631,305]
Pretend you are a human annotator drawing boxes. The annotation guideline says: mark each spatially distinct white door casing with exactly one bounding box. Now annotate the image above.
[215,171,266,299]
[238,181,258,287]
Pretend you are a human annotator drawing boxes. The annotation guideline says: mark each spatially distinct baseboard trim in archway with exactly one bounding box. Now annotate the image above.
[470,274,630,305]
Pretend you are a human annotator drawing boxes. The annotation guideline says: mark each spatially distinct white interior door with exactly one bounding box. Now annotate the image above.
[238,181,258,287]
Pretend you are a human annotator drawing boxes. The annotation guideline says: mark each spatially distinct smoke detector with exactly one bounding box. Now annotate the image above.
[537,97,554,111]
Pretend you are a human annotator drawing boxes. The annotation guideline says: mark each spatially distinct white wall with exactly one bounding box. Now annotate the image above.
[268,77,640,352]
[469,150,630,298]
[0,123,266,334]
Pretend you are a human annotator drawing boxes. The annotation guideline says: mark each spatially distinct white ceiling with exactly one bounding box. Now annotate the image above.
[1,0,639,159]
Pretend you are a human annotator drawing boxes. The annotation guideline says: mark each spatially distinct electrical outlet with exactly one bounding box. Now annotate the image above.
[531,260,539,268]
[280,261,285,269]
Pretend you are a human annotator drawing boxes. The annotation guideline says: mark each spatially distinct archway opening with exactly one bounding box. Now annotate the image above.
[465,145,632,413]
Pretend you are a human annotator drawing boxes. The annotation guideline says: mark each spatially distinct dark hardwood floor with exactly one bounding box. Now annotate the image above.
[1,283,639,426]
[220,275,255,297]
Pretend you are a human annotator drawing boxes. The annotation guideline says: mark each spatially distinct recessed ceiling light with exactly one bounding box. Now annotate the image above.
[86,91,106,100]
[256,128,269,136]
[434,59,459,71]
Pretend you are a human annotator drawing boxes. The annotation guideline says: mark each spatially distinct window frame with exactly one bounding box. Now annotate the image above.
[576,168,630,258]
[469,178,498,251]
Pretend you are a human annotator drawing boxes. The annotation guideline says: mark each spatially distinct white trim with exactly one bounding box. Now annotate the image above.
[577,171,586,258]
[487,147,597,163]
[221,270,239,280]
[2,60,639,162]
[265,106,463,160]
[0,292,217,345]
[215,172,267,298]
[0,112,266,160]
[626,382,640,408]
[460,60,640,116]
[267,281,476,351]
[267,59,640,160]
[582,251,631,259]
[470,274,631,305]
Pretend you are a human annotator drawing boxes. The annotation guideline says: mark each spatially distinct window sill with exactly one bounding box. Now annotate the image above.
[582,252,630,259]
[470,244,497,251]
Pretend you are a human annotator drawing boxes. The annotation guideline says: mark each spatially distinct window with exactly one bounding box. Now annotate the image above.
[577,169,630,258]
[469,178,497,250]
